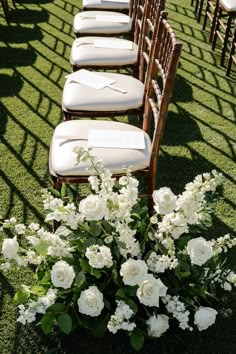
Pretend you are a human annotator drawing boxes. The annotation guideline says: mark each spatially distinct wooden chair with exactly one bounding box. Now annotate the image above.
[49,12,182,197]
[82,0,130,12]
[191,0,206,23]
[1,0,10,24]
[70,0,165,77]
[226,19,236,75]
[62,0,165,124]
[203,0,219,42]
[73,0,138,39]
[212,0,236,66]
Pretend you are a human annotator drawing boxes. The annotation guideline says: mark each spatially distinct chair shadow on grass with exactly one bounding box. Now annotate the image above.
[9,8,49,24]
[0,24,43,42]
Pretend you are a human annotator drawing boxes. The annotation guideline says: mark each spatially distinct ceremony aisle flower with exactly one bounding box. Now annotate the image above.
[1,148,235,351]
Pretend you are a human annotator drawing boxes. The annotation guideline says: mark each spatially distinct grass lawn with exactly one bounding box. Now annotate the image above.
[0,0,235,352]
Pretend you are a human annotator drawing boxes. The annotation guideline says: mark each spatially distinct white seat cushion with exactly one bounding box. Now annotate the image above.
[70,37,138,66]
[49,120,151,176]
[83,0,130,10]
[62,72,144,111]
[220,0,236,11]
[74,11,132,35]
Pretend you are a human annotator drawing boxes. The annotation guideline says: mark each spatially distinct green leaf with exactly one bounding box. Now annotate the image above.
[61,184,67,197]
[130,329,145,351]
[49,187,61,197]
[88,221,102,237]
[124,298,138,315]
[116,288,126,299]
[75,271,86,288]
[40,311,55,335]
[90,268,101,279]
[91,314,110,337]
[80,259,91,273]
[38,271,51,285]
[31,285,47,296]
[34,240,49,256]
[57,313,72,334]
[67,188,74,203]
[13,287,30,305]
[176,235,191,250]
[48,303,66,314]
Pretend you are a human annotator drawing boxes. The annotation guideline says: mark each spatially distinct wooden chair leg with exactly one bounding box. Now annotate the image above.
[197,0,204,23]
[226,25,236,76]
[221,15,232,67]
[212,6,221,50]
[1,0,10,25]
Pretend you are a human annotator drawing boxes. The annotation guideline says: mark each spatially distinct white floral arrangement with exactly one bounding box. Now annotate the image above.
[1,148,236,351]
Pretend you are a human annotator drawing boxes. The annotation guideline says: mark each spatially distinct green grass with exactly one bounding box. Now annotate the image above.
[0,0,236,352]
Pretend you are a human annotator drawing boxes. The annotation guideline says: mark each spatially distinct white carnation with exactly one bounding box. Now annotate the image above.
[2,237,19,259]
[85,244,113,268]
[146,314,169,337]
[194,307,217,331]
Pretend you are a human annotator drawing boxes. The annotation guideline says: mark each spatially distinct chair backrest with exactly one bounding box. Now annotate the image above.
[138,0,166,83]
[143,11,182,193]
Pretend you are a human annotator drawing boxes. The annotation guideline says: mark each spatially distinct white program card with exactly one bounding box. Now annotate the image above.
[94,39,133,50]
[88,129,145,149]
[96,15,130,23]
[65,69,116,90]
[101,0,129,3]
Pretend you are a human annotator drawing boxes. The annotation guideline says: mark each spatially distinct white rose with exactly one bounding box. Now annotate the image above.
[146,314,169,337]
[194,307,218,331]
[79,195,106,220]
[187,237,213,266]
[120,259,148,286]
[152,187,177,215]
[137,275,167,307]
[51,260,75,289]
[2,237,19,259]
[77,286,104,317]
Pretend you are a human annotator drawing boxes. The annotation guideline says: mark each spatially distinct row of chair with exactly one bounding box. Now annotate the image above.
[48,0,183,199]
[192,0,236,76]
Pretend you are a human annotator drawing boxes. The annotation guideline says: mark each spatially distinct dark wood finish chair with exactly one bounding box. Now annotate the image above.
[49,11,182,198]
[70,0,159,77]
[191,0,206,23]
[203,0,219,42]
[62,0,166,124]
[226,19,236,75]
[212,0,236,66]
[1,0,10,24]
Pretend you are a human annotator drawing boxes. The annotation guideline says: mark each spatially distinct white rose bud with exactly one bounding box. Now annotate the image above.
[137,275,167,307]
[187,237,213,266]
[146,314,169,337]
[79,195,106,220]
[120,259,148,286]
[152,187,177,215]
[77,286,104,317]
[51,260,75,289]
[194,307,218,331]
[2,237,19,259]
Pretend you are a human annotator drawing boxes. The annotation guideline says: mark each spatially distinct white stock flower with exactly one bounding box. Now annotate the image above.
[51,260,75,289]
[187,237,213,266]
[152,187,177,215]
[194,307,217,331]
[146,314,169,337]
[77,286,104,317]
[85,245,113,269]
[2,237,19,259]
[15,224,26,235]
[120,259,148,286]
[79,195,106,220]
[137,275,167,307]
